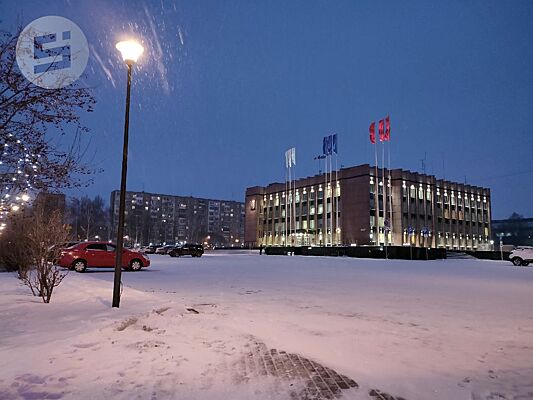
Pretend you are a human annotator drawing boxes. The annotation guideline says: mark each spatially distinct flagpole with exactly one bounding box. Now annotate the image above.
[382,137,388,258]
[292,153,296,246]
[329,149,333,246]
[373,138,379,247]
[285,153,288,247]
[287,151,290,248]
[335,152,339,246]
[324,150,327,247]
[289,160,292,247]
[327,151,331,246]
[388,137,393,246]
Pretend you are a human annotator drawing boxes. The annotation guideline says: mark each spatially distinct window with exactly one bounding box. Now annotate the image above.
[86,244,107,251]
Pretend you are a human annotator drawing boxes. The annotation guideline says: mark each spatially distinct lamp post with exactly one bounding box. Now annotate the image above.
[112,40,144,308]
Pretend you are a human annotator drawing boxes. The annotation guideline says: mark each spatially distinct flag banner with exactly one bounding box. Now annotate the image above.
[378,119,385,142]
[323,135,333,155]
[285,147,296,167]
[369,122,376,144]
[291,147,296,165]
[385,116,391,141]
[332,134,338,154]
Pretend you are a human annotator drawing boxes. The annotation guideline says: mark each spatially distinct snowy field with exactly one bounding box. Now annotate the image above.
[0,253,532,400]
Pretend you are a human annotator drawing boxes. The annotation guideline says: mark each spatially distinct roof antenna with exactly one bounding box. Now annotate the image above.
[420,152,427,174]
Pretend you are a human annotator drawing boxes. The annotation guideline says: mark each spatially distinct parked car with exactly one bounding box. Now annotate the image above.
[169,243,204,258]
[141,245,158,254]
[509,246,533,266]
[56,241,150,272]
[155,245,175,255]
[48,241,80,263]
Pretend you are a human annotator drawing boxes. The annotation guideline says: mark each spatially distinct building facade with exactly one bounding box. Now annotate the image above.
[245,164,492,250]
[110,191,245,247]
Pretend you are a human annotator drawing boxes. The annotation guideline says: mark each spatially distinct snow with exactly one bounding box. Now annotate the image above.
[0,253,532,400]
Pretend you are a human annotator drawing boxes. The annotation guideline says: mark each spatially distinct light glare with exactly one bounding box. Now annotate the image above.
[116,40,144,64]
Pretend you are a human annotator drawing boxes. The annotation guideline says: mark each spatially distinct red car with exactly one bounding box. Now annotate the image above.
[57,241,150,273]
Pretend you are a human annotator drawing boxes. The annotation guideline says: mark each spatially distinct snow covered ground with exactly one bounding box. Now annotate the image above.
[0,253,532,400]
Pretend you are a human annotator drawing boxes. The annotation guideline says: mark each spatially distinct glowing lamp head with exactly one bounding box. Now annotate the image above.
[116,40,144,65]
[21,194,30,202]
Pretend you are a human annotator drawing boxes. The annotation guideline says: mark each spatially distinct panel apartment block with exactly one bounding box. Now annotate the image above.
[110,190,245,247]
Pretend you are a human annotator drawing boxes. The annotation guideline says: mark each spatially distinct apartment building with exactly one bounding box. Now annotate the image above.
[110,190,245,247]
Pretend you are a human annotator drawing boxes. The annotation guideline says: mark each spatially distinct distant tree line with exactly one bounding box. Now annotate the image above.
[66,195,110,242]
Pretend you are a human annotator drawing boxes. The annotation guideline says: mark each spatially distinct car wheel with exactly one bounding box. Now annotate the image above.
[512,257,523,266]
[130,259,143,271]
[72,259,87,273]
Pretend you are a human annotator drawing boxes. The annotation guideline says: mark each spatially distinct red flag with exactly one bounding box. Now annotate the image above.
[385,116,391,141]
[369,122,375,144]
[378,119,385,142]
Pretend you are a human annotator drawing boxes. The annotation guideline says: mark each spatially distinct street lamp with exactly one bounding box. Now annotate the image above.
[112,39,144,308]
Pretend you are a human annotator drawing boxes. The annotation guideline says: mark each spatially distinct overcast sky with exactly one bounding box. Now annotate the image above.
[2,0,533,219]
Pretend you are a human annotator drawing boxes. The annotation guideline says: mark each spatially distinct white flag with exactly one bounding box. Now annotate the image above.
[285,148,295,168]
[291,147,296,166]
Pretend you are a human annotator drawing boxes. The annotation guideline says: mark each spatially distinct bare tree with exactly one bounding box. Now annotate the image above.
[20,209,70,303]
[66,195,109,241]
[0,28,97,217]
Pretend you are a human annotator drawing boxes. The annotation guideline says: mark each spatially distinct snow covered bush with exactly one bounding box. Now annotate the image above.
[20,209,70,303]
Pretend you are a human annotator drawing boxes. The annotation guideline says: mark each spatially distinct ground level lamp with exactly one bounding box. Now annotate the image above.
[112,39,144,308]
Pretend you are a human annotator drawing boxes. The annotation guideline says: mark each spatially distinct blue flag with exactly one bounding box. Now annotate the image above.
[332,134,338,154]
